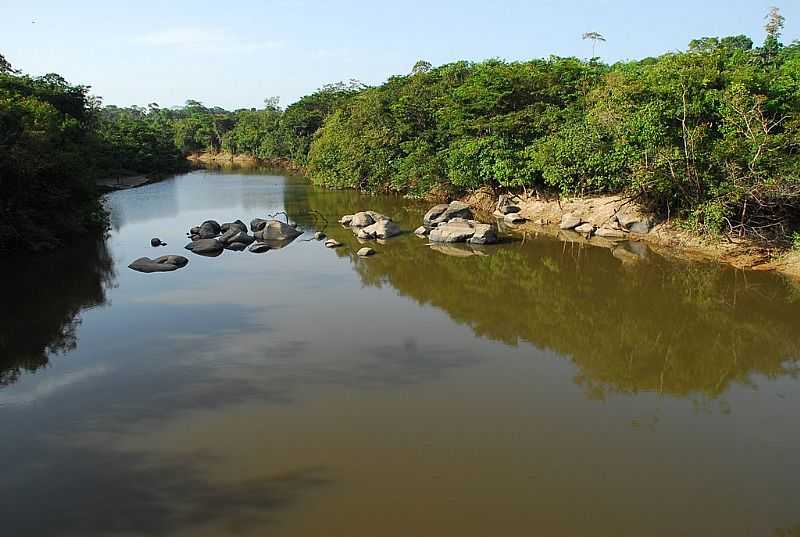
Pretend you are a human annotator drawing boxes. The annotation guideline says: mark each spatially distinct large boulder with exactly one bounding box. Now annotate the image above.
[185,238,224,255]
[429,220,477,243]
[350,212,375,228]
[432,201,473,225]
[595,226,626,239]
[220,229,255,245]
[469,223,498,245]
[220,220,247,234]
[359,219,401,240]
[197,220,221,239]
[253,220,303,242]
[225,242,248,251]
[423,204,450,226]
[128,255,189,273]
[250,218,268,232]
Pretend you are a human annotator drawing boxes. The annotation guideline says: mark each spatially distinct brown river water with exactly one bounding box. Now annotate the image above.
[1,168,800,537]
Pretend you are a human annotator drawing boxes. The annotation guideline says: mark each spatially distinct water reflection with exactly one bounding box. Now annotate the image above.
[290,184,800,399]
[0,238,114,386]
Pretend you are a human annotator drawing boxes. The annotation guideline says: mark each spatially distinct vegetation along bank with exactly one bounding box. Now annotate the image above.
[1,8,798,276]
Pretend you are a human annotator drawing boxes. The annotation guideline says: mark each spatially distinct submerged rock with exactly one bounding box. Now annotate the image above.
[128,255,188,273]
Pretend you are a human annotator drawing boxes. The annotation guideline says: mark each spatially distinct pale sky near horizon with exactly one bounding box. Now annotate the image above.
[2,1,798,110]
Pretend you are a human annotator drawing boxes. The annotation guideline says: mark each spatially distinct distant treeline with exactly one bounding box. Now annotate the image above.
[1,12,799,250]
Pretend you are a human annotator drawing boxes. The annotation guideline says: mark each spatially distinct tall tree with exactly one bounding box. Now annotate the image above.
[582,32,606,58]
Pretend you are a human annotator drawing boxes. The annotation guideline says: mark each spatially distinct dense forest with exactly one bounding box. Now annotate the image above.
[1,8,798,251]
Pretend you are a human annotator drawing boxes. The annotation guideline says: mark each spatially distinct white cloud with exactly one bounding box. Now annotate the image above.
[136,27,284,53]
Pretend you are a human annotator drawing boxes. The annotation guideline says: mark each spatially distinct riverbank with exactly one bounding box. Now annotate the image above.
[187,151,304,173]
[463,188,800,281]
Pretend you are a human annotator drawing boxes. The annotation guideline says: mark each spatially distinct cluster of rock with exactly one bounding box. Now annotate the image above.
[184,218,302,256]
[416,201,498,245]
[339,211,401,240]
[493,195,527,225]
[129,255,188,273]
[558,211,651,239]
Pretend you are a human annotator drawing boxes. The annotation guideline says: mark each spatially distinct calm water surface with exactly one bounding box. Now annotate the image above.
[2,168,800,537]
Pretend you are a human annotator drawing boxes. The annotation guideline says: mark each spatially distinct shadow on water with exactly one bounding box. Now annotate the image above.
[289,184,800,400]
[0,237,115,386]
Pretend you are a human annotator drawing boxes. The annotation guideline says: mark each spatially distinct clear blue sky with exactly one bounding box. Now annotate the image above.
[2,0,798,109]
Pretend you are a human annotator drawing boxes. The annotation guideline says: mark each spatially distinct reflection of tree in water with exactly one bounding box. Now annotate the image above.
[0,238,114,386]
[291,186,800,399]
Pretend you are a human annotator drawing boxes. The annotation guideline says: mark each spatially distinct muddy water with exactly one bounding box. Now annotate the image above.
[1,168,799,537]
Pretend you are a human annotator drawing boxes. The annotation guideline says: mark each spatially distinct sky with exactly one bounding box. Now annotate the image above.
[2,0,798,110]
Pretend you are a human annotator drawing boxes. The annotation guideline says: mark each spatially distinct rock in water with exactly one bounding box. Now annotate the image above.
[357,247,375,257]
[253,220,303,242]
[559,214,582,230]
[225,242,248,251]
[220,229,255,245]
[360,219,401,239]
[414,226,429,236]
[423,204,450,226]
[324,239,342,248]
[220,220,247,233]
[350,212,375,228]
[469,223,498,245]
[595,227,626,238]
[250,218,268,232]
[249,243,272,253]
[129,255,188,273]
[429,220,476,243]
[185,238,224,255]
[150,237,164,247]
[314,231,326,241]
[339,215,354,226]
[434,201,473,225]
[575,223,595,235]
[197,220,221,239]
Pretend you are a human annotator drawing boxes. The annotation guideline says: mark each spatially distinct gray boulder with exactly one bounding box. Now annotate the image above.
[339,215,354,226]
[225,242,248,251]
[324,239,342,248]
[357,247,375,257]
[499,205,521,215]
[185,238,224,255]
[220,229,255,245]
[575,223,595,235]
[220,220,247,234]
[469,223,498,245]
[250,218,268,232]
[150,237,165,247]
[128,255,188,273]
[249,243,271,253]
[350,212,375,228]
[429,220,476,243]
[253,220,303,242]
[423,204,450,226]
[559,214,582,230]
[432,201,473,225]
[629,219,651,234]
[198,220,221,239]
[190,226,201,235]
[360,219,401,239]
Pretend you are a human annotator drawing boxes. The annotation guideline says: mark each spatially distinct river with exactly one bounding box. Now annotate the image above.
[1,168,799,537]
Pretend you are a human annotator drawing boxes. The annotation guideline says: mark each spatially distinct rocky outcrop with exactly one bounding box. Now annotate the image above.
[421,201,497,245]
[128,255,189,273]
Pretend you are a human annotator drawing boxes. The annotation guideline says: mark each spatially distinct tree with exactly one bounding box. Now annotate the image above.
[582,32,606,58]
[763,6,786,60]
[411,60,432,75]
[0,52,16,73]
